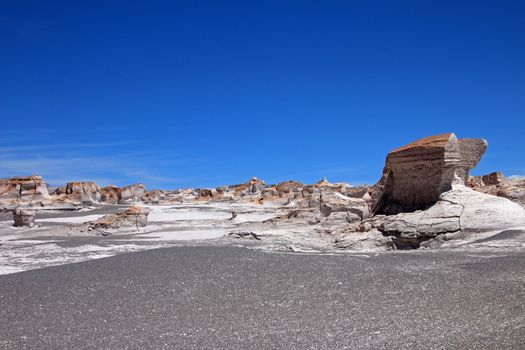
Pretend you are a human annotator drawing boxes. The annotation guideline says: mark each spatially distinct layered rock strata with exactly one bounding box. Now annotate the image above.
[373,133,487,215]
[0,176,49,202]
[336,133,525,250]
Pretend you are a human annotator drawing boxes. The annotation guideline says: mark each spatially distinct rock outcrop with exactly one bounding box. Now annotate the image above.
[12,207,36,228]
[469,172,525,208]
[0,176,53,210]
[373,133,487,215]
[195,188,216,200]
[334,229,394,251]
[54,186,66,195]
[375,186,525,248]
[247,176,265,193]
[315,177,331,188]
[261,187,280,201]
[119,184,146,204]
[319,191,369,221]
[65,182,101,206]
[334,133,525,250]
[100,186,121,204]
[228,177,266,197]
[0,176,50,202]
[276,180,303,195]
[467,176,485,188]
[144,190,164,204]
[74,206,150,234]
[482,172,505,186]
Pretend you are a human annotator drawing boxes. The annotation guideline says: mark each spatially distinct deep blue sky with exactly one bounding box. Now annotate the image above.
[1,0,524,189]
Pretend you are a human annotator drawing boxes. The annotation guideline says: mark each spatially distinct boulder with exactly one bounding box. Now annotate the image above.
[482,172,505,185]
[65,181,101,206]
[13,207,36,228]
[344,186,370,199]
[373,133,487,214]
[78,206,150,233]
[101,186,121,204]
[301,185,316,198]
[247,176,265,193]
[332,182,350,192]
[144,190,164,204]
[315,177,331,188]
[54,186,66,195]
[124,206,150,227]
[196,188,214,200]
[276,180,303,196]
[467,176,484,188]
[293,189,304,200]
[261,187,280,201]
[230,177,266,196]
[119,184,146,204]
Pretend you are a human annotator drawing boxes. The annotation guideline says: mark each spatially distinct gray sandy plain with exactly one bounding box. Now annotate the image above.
[0,203,524,349]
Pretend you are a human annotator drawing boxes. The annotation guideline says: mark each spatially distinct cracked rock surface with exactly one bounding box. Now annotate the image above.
[373,186,525,248]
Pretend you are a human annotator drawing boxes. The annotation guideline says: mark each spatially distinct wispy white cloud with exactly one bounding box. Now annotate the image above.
[0,141,134,154]
[0,131,198,188]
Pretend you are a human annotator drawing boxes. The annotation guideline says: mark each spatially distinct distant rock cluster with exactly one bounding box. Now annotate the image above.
[468,171,525,207]
[0,178,148,211]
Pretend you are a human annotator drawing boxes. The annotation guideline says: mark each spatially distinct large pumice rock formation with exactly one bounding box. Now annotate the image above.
[374,133,487,215]
[346,132,525,249]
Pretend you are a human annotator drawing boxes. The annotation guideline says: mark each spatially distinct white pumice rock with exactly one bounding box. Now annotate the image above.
[375,185,525,248]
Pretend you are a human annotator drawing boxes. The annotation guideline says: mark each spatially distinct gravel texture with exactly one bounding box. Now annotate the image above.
[0,246,523,349]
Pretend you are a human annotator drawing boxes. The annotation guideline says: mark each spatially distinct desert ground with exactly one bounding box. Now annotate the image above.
[1,245,523,349]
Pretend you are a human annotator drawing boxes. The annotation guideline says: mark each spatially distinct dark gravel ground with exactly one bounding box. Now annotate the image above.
[0,246,523,350]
